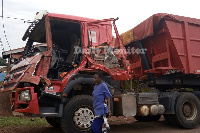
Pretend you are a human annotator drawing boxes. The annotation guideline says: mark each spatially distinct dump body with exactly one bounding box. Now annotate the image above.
[122,13,200,78]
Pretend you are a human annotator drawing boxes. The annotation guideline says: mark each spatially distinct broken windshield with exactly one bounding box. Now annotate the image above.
[23,18,47,56]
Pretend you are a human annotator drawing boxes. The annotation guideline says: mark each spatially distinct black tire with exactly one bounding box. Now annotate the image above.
[134,115,161,122]
[45,117,61,128]
[61,95,94,133]
[170,93,200,129]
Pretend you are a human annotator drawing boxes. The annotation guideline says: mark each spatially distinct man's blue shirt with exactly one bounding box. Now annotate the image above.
[92,82,112,116]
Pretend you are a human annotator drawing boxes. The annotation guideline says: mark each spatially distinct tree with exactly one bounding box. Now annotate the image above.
[0,57,7,66]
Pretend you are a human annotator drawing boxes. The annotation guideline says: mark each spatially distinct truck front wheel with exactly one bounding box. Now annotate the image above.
[61,95,94,133]
[170,93,200,129]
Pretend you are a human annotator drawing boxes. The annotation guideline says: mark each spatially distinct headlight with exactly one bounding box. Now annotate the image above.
[19,90,31,102]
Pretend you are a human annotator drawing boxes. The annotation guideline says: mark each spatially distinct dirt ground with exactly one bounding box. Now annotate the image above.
[1,116,200,133]
[0,92,12,117]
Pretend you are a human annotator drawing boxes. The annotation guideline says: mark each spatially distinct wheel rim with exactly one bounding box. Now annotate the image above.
[73,107,94,130]
[182,100,197,121]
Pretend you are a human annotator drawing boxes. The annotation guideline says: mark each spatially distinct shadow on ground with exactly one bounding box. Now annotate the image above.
[2,118,200,133]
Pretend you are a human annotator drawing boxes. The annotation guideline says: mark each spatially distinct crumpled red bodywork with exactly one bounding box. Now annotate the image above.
[0,54,42,92]
[0,12,131,115]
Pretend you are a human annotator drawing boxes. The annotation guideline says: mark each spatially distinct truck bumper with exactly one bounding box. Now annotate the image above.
[14,87,39,114]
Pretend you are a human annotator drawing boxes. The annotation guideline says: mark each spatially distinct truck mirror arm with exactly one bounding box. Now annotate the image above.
[112,18,128,70]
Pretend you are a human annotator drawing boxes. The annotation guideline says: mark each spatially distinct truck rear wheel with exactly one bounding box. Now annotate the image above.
[169,93,200,129]
[134,115,161,122]
[61,95,94,133]
[45,117,61,128]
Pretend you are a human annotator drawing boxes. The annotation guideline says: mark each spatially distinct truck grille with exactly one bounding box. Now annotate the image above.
[3,83,17,89]
[1,65,29,91]
[9,65,28,75]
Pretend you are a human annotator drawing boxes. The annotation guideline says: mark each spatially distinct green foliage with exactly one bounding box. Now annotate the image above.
[123,80,149,92]
[185,88,193,91]
[0,57,7,66]
[0,117,49,128]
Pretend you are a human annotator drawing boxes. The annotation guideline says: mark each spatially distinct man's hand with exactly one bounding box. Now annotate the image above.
[108,110,112,118]
[104,99,108,104]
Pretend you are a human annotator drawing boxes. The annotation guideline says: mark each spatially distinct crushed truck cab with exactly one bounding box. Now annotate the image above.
[0,11,130,132]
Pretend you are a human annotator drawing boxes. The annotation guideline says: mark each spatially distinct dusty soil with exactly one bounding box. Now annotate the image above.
[1,116,200,133]
[0,92,12,117]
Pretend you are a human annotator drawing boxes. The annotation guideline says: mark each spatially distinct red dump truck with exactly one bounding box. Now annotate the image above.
[1,11,200,132]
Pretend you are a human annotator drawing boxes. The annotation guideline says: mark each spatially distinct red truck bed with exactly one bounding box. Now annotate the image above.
[121,13,200,78]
